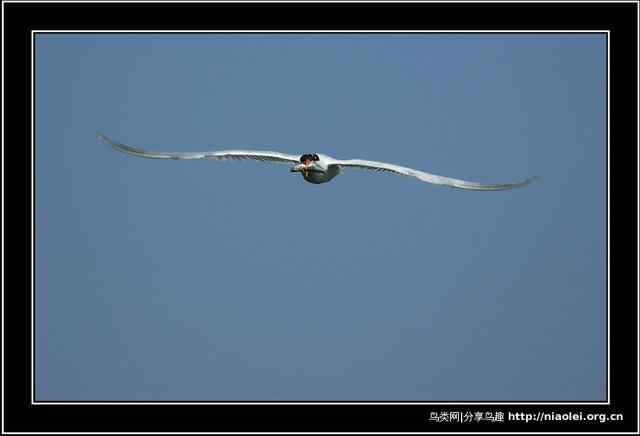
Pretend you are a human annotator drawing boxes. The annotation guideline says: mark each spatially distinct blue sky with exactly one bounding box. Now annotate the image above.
[35,33,606,401]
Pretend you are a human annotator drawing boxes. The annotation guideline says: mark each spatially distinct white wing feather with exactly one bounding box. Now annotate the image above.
[98,133,301,164]
[333,158,538,191]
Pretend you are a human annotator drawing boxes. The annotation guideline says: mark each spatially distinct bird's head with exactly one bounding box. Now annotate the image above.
[290,153,320,176]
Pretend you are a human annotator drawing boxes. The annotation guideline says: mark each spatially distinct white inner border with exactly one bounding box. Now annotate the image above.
[28,30,612,408]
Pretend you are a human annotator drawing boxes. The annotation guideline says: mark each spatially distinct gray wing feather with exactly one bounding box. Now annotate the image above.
[334,158,539,191]
[97,133,301,164]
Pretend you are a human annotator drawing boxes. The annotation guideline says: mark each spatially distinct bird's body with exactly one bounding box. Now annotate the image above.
[97,133,538,191]
[301,159,341,184]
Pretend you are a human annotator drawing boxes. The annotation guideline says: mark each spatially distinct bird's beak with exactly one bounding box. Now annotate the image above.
[291,162,315,177]
[291,163,310,173]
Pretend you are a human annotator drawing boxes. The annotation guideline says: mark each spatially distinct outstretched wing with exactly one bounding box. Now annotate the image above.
[98,133,301,164]
[333,158,539,191]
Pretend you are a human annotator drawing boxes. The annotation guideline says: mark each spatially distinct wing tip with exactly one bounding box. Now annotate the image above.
[498,175,540,190]
[96,131,115,147]
[454,175,541,191]
[499,175,540,190]
[521,175,541,187]
[96,132,147,157]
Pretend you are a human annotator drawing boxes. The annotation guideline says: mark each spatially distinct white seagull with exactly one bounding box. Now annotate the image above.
[98,133,538,191]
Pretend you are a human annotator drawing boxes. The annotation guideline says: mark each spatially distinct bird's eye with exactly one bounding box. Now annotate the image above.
[313,154,319,161]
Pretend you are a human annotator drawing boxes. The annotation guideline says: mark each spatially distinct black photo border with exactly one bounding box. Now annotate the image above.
[3,1,638,433]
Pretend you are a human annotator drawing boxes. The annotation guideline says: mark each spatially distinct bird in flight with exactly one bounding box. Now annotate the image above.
[97,133,538,191]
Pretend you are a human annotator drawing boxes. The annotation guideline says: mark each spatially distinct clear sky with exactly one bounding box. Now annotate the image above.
[35,33,606,401]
